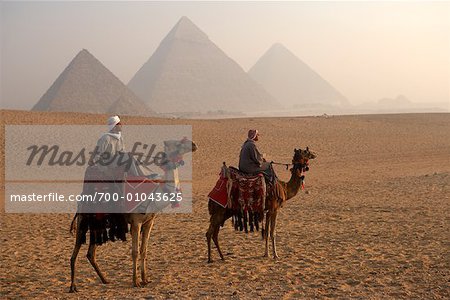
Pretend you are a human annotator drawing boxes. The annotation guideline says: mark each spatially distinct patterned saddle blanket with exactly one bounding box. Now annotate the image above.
[208,165,266,213]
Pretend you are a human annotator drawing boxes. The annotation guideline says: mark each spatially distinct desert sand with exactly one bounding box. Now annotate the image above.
[0,110,449,299]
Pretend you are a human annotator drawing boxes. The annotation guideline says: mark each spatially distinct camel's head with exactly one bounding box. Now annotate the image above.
[160,138,197,171]
[291,147,316,176]
[164,138,198,156]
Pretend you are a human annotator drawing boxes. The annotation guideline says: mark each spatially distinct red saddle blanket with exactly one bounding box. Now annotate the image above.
[208,175,229,208]
[208,168,266,213]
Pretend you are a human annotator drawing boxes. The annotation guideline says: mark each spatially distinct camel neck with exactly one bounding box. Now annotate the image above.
[283,170,304,200]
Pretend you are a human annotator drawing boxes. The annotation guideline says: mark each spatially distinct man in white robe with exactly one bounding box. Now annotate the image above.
[93,115,125,172]
[92,115,151,177]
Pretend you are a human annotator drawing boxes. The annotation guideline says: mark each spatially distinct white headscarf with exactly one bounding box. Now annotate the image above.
[248,129,259,140]
[107,115,120,132]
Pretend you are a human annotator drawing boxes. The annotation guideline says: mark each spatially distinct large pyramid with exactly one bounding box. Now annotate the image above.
[248,43,348,108]
[33,49,154,116]
[128,17,278,114]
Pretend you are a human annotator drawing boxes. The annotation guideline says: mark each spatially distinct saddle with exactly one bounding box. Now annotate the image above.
[228,166,257,177]
[208,163,266,213]
[234,168,266,212]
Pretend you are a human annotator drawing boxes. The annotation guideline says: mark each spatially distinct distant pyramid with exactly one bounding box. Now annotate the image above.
[33,49,154,115]
[249,43,348,108]
[128,16,278,114]
[107,95,153,116]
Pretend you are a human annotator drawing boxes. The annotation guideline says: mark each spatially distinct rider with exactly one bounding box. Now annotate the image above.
[87,115,127,234]
[92,115,124,171]
[238,129,272,179]
[86,116,127,214]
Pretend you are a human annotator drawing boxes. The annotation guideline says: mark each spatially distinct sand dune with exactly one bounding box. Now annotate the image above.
[1,110,449,299]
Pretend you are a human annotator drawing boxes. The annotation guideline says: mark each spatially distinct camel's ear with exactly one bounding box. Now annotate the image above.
[294,148,297,152]
[306,146,309,151]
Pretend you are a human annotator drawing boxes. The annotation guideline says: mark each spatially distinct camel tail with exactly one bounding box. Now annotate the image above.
[69,213,78,236]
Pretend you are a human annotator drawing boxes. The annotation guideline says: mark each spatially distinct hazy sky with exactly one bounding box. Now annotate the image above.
[1,1,449,110]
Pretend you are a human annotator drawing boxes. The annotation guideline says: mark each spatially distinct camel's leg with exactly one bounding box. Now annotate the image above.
[264,211,271,257]
[69,225,83,293]
[270,210,279,259]
[207,208,226,263]
[140,218,154,285]
[131,222,142,287]
[212,225,224,261]
[87,241,109,284]
[206,222,215,263]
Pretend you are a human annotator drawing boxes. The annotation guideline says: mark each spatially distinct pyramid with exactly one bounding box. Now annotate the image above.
[248,43,348,108]
[107,95,153,116]
[33,49,155,115]
[128,17,278,114]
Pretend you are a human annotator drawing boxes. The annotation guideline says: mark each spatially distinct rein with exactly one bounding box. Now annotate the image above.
[270,161,292,170]
[270,161,307,171]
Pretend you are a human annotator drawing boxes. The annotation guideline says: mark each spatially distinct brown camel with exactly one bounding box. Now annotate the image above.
[69,139,197,292]
[206,147,316,263]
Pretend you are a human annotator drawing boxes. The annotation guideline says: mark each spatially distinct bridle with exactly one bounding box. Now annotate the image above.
[291,158,310,177]
[160,140,189,171]
[270,158,309,173]
[159,154,184,171]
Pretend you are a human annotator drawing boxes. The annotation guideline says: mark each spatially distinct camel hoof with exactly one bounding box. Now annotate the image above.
[101,279,110,284]
[141,279,150,286]
[133,281,142,288]
[207,259,213,264]
[263,253,269,258]
[69,286,77,293]
[273,255,279,259]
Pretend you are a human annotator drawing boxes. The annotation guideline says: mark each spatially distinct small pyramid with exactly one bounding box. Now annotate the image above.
[33,49,155,115]
[249,43,348,108]
[128,17,278,114]
[108,95,153,116]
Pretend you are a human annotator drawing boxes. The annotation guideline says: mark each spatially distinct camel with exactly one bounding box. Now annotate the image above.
[69,138,197,292]
[206,147,316,263]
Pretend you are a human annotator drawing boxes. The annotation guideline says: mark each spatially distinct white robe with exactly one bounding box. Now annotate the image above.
[93,132,152,177]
